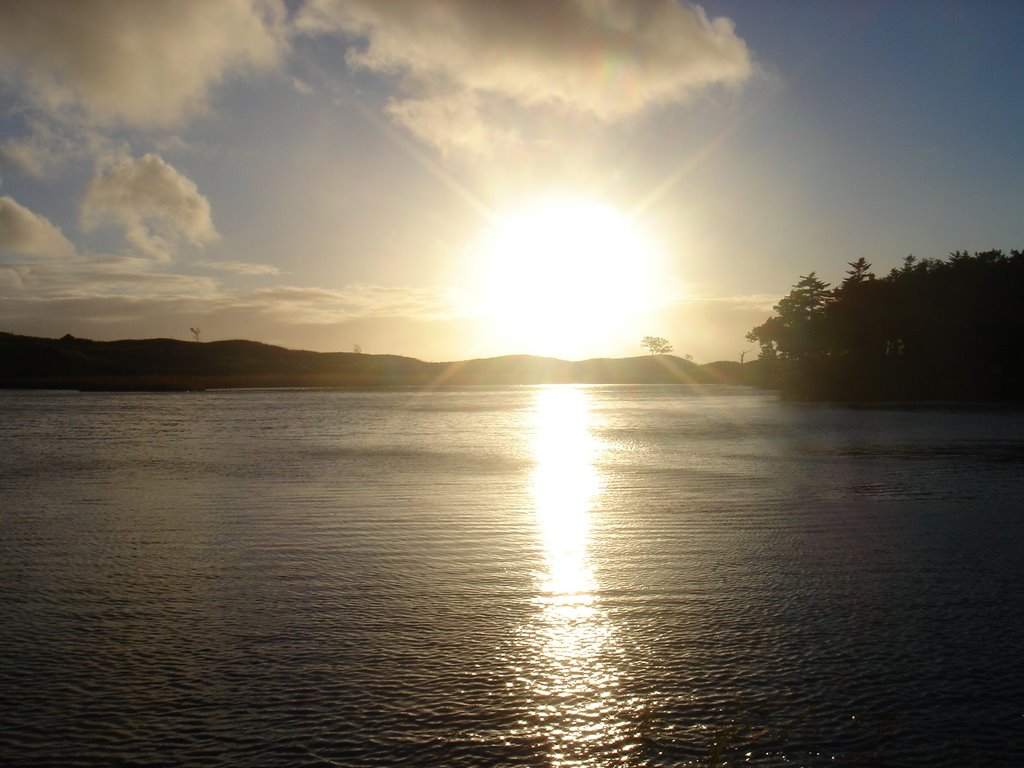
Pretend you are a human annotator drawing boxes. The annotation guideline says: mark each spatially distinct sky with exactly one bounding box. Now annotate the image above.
[1,0,1022,363]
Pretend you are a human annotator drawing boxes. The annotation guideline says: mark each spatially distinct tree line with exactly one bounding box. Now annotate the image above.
[746,249,1024,400]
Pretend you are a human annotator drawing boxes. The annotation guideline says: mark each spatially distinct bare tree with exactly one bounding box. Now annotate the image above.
[190,327,201,343]
[352,343,362,354]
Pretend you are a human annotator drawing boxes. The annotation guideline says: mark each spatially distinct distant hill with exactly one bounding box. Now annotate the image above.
[0,333,761,390]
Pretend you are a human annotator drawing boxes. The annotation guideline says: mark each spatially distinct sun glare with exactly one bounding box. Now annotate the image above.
[466,197,667,358]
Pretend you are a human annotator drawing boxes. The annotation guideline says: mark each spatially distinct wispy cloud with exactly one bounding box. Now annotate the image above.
[684,293,780,312]
[383,92,520,156]
[201,260,282,276]
[1,250,457,328]
[0,255,218,300]
[0,118,126,181]
[242,283,458,324]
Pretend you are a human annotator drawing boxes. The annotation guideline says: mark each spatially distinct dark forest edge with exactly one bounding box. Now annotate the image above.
[747,249,1024,401]
[0,332,763,391]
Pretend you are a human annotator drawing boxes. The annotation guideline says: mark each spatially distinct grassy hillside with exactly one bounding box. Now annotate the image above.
[0,332,760,390]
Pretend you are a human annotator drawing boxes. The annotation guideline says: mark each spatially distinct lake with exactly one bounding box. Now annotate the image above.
[1,385,1023,766]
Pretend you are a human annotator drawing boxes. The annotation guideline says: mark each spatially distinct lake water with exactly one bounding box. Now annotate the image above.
[1,385,1023,766]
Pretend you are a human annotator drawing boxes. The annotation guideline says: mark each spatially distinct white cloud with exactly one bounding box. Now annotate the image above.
[0,0,287,128]
[81,154,217,262]
[0,196,76,258]
[298,0,751,151]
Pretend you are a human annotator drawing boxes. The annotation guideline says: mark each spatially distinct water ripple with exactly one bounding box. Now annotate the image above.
[2,388,1023,765]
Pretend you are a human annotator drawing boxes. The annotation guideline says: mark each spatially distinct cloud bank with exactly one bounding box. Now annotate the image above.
[0,0,287,128]
[299,0,751,151]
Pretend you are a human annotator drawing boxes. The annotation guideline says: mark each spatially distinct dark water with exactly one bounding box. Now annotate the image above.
[1,386,1023,766]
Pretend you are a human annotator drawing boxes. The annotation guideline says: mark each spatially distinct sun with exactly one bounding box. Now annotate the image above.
[464,196,667,358]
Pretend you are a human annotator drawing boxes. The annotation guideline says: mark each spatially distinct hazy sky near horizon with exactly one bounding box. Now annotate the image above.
[1,0,1022,362]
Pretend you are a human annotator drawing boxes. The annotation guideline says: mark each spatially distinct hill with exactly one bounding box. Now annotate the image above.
[0,333,759,390]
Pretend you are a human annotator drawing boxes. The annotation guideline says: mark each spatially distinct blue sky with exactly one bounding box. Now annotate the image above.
[1,1,1021,362]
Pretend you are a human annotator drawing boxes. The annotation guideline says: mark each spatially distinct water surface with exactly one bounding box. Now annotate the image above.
[1,386,1022,766]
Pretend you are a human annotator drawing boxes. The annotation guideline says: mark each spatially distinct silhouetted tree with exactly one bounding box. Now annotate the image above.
[641,336,673,355]
[746,316,782,361]
[828,259,889,357]
[843,257,874,285]
[746,273,832,362]
[748,249,1024,400]
[190,327,201,343]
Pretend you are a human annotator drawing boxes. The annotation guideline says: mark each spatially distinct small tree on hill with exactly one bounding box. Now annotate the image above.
[190,327,201,343]
[641,336,673,355]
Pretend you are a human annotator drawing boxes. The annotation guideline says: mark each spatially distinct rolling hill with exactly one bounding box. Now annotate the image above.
[0,332,760,390]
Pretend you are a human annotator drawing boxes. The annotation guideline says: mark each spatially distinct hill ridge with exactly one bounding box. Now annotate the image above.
[0,333,760,390]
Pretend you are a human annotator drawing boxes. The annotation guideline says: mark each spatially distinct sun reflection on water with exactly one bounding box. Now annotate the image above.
[520,386,635,764]
[532,387,600,601]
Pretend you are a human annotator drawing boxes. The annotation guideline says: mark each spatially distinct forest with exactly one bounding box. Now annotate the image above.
[746,249,1024,401]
